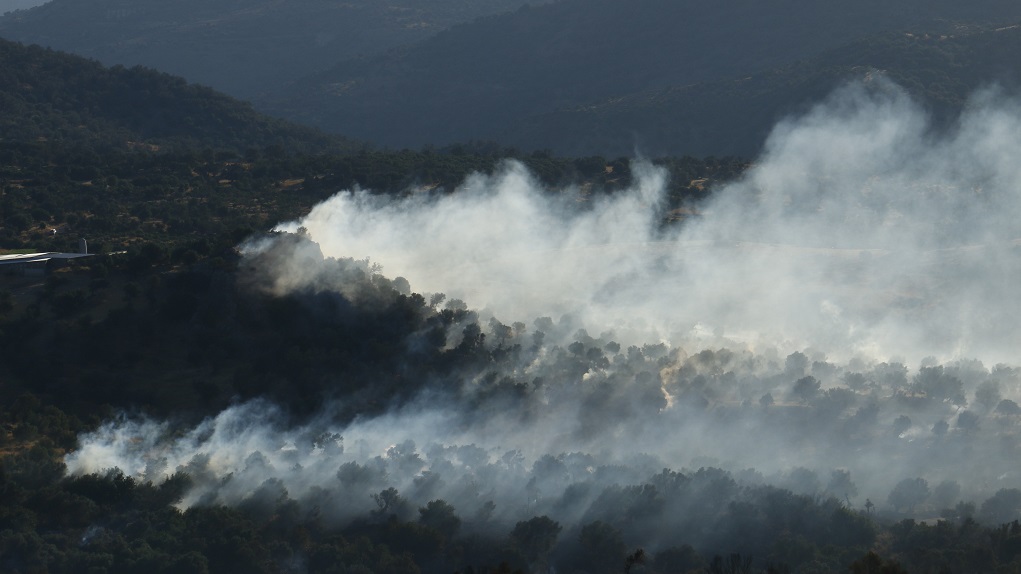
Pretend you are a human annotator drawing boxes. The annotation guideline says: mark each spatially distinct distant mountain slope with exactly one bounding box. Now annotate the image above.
[0,0,546,98]
[504,24,1021,157]
[262,0,1021,153]
[0,0,47,15]
[0,37,348,152]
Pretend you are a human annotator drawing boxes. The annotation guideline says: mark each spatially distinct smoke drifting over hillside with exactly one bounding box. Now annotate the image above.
[67,80,1021,554]
[281,80,1021,365]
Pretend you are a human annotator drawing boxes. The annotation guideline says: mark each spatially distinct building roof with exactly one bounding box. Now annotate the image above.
[0,252,94,265]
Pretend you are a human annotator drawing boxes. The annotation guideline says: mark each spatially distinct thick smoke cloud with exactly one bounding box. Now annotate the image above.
[67,79,1021,542]
[281,80,1021,365]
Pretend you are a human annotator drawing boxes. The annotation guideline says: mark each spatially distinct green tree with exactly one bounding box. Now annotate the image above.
[510,515,561,566]
[418,499,461,539]
[887,478,930,513]
[849,551,908,574]
[789,376,820,404]
[576,520,628,574]
[980,489,1021,525]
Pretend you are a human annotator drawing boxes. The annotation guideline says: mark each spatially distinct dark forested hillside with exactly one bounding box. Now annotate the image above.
[0,141,740,261]
[0,0,548,98]
[0,32,742,256]
[9,0,1021,158]
[261,0,1021,154]
[0,38,349,153]
[504,24,1021,157]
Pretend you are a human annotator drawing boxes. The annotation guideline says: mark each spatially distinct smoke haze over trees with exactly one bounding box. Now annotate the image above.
[278,80,1021,367]
[7,2,1021,570]
[15,80,1021,572]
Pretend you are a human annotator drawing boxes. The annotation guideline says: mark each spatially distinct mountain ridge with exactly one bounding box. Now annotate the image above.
[260,0,1021,154]
[0,0,547,98]
[502,23,1021,157]
[0,36,349,153]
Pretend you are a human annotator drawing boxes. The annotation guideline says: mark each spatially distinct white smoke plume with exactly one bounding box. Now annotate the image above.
[66,79,1021,533]
[279,80,1021,366]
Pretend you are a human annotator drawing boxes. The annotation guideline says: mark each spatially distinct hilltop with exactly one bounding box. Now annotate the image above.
[0,0,548,98]
[503,24,1021,157]
[260,0,1021,155]
[0,37,349,154]
[8,0,1021,158]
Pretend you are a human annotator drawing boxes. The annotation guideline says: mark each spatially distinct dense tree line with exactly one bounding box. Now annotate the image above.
[0,34,743,258]
[5,397,1021,574]
[0,135,743,256]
